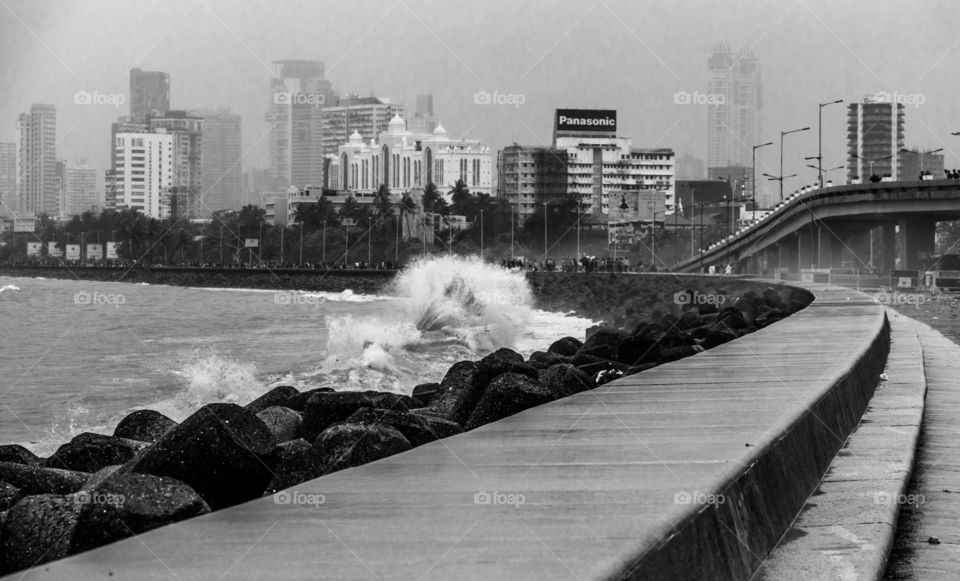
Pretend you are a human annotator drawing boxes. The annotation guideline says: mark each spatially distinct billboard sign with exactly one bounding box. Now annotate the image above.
[244,238,259,248]
[555,109,617,135]
[105,241,118,259]
[26,241,41,256]
[13,212,35,233]
[66,244,80,260]
[86,243,103,260]
[47,242,62,258]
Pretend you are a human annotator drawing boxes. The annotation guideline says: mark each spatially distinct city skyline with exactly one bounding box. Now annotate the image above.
[2,0,959,210]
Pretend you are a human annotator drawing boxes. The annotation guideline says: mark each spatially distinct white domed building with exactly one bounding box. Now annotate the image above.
[328,114,493,201]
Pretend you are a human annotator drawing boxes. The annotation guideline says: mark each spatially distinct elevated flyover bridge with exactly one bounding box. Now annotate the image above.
[674,179,960,275]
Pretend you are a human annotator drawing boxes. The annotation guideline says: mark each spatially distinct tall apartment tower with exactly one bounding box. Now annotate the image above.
[17,104,58,217]
[0,142,16,214]
[130,68,170,122]
[189,108,243,213]
[61,161,98,218]
[265,60,337,191]
[150,111,203,218]
[110,131,174,219]
[846,97,905,182]
[707,42,762,170]
[319,95,406,157]
[408,92,438,134]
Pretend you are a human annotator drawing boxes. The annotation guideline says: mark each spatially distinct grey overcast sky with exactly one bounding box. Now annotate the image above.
[2,0,959,205]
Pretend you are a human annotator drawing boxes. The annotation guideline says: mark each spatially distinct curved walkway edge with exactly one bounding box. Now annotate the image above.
[10,283,889,581]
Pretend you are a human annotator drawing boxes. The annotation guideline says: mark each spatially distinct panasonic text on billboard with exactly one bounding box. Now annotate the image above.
[555,109,617,134]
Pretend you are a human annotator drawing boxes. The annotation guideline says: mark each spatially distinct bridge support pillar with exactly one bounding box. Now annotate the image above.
[898,217,937,270]
[880,224,897,272]
[843,230,872,271]
[798,227,816,271]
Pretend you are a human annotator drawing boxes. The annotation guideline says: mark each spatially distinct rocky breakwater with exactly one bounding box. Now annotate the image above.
[0,281,810,576]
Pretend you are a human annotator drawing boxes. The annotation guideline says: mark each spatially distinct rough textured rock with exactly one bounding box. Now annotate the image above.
[464,373,556,430]
[256,406,303,443]
[69,473,210,555]
[424,361,483,426]
[45,433,148,473]
[313,423,412,475]
[348,407,463,447]
[0,494,80,576]
[548,336,583,356]
[538,363,596,398]
[285,387,335,412]
[0,462,88,495]
[359,391,418,412]
[474,348,539,391]
[577,328,629,361]
[0,481,22,511]
[121,403,276,510]
[113,410,178,443]
[82,465,122,491]
[411,383,441,407]
[265,439,328,494]
[526,350,571,370]
[0,445,41,467]
[300,391,367,442]
[245,385,299,414]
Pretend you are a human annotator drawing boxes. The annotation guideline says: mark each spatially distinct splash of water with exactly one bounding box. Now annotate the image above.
[391,255,533,352]
[0,284,20,293]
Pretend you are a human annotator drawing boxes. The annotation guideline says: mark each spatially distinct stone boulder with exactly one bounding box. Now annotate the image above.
[245,385,299,414]
[82,465,122,491]
[113,410,178,443]
[464,373,556,430]
[121,403,276,510]
[0,481,21,511]
[411,383,441,407]
[474,348,539,390]
[69,473,209,555]
[45,433,148,473]
[284,387,335,412]
[526,350,571,370]
[0,445,41,467]
[265,439,328,494]
[300,391,367,442]
[548,336,582,356]
[359,391,418,412]
[423,361,483,426]
[538,363,596,398]
[348,407,462,447]
[577,328,630,361]
[0,462,88,495]
[313,423,412,475]
[0,494,80,575]
[256,406,303,443]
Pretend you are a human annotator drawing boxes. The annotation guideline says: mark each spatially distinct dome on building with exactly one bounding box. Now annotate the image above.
[349,130,363,145]
[432,122,449,141]
[388,113,406,134]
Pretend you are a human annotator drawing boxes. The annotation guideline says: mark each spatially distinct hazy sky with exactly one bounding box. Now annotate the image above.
[2,0,959,206]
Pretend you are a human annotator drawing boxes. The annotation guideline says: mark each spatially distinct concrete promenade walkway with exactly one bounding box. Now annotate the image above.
[884,316,960,579]
[11,286,888,581]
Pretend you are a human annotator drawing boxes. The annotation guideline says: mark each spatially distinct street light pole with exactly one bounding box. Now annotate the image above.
[818,99,843,189]
[780,127,811,201]
[479,209,484,261]
[753,142,773,208]
[542,201,549,262]
[321,220,326,266]
[901,148,943,178]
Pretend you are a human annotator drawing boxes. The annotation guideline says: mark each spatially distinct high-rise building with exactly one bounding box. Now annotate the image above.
[408,92,438,134]
[846,97,905,182]
[110,131,174,219]
[0,142,16,214]
[901,148,945,180]
[319,95,406,158]
[707,42,762,170]
[189,109,243,213]
[17,104,58,217]
[498,109,675,221]
[61,161,98,218]
[676,152,706,180]
[130,68,170,122]
[265,60,337,191]
[150,111,203,218]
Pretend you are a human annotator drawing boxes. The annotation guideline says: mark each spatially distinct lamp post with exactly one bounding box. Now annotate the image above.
[780,127,810,201]
[901,147,943,178]
[298,222,303,265]
[321,220,326,266]
[852,154,893,180]
[752,141,773,208]
[510,204,515,260]
[816,99,843,189]
[542,201,549,262]
[479,208,484,261]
